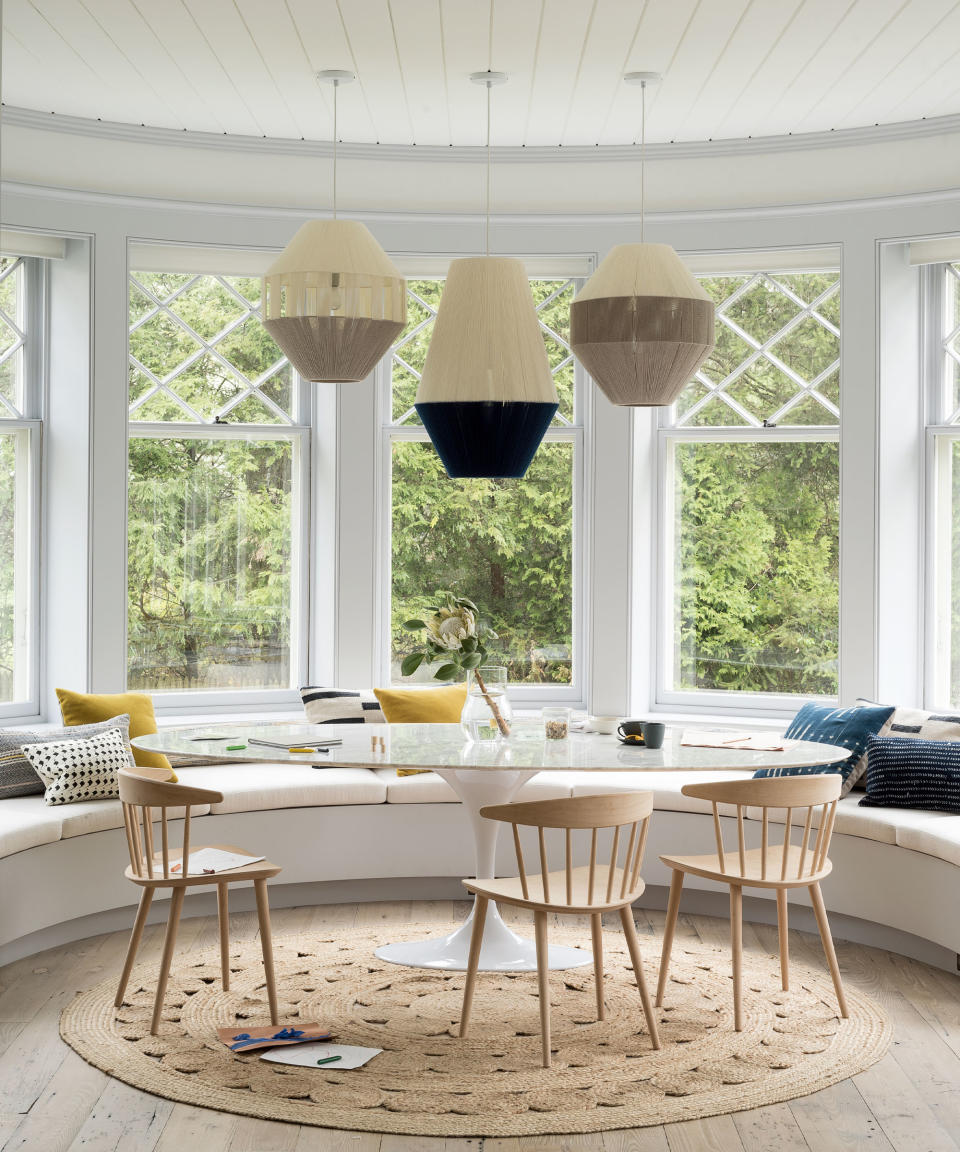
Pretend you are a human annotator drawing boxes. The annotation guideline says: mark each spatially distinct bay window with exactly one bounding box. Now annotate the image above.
[659,267,841,707]
[127,267,308,698]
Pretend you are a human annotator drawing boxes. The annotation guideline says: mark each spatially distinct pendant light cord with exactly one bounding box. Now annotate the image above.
[640,79,646,244]
[332,79,338,220]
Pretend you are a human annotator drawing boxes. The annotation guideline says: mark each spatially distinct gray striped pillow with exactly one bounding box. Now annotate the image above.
[0,714,133,799]
[299,686,385,725]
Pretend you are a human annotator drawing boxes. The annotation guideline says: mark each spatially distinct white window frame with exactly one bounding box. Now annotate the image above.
[924,261,960,709]
[126,266,311,713]
[0,256,45,721]
[655,265,842,717]
[377,271,591,707]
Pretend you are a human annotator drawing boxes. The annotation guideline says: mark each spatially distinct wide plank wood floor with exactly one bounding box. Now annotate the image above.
[1,898,959,1152]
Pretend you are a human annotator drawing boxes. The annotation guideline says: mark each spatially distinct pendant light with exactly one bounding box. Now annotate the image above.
[570,73,715,407]
[414,71,558,479]
[262,70,406,383]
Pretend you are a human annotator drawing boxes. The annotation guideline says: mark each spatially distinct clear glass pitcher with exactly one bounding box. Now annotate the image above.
[460,665,513,742]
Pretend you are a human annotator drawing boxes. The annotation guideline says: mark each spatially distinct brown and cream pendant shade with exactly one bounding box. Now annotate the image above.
[261,70,406,383]
[570,243,715,407]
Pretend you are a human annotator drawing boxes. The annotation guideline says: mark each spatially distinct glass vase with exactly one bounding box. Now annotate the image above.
[461,665,513,742]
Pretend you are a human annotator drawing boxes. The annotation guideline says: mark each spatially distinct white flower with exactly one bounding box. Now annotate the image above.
[427,606,476,650]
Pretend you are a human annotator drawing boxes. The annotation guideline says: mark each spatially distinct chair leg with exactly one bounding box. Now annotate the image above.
[217,883,230,992]
[776,888,790,992]
[809,882,849,1019]
[534,910,551,1069]
[254,878,280,1026]
[590,913,605,1021]
[115,888,153,1008]
[151,887,184,1035]
[656,869,684,1007]
[730,884,743,1032]
[459,895,488,1038]
[619,906,661,1050]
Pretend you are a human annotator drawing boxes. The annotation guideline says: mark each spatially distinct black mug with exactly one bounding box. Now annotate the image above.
[617,720,666,750]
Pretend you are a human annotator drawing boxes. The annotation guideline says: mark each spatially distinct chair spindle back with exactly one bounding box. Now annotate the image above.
[481,792,654,908]
[683,774,842,882]
[118,767,224,882]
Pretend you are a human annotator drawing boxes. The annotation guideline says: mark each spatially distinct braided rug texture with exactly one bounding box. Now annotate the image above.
[60,923,890,1137]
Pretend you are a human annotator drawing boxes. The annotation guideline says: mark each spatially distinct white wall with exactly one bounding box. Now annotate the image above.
[2,137,959,723]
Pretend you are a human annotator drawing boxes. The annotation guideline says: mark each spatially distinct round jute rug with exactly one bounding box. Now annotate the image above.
[60,923,890,1137]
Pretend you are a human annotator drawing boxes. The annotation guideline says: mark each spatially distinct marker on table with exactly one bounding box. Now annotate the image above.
[316,1054,342,1065]
[290,746,329,754]
[226,744,246,751]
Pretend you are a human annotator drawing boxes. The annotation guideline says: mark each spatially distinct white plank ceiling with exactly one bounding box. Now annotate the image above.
[2,0,959,145]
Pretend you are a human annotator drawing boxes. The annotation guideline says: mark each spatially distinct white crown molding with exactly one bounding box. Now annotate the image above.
[4,179,960,228]
[3,104,960,163]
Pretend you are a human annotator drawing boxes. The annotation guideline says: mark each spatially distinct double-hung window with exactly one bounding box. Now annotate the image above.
[927,260,960,708]
[383,275,585,700]
[658,265,841,710]
[0,255,42,717]
[126,263,308,701]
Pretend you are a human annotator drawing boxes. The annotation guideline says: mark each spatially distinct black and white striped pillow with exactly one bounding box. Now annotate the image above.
[22,727,135,806]
[860,736,960,812]
[299,686,385,725]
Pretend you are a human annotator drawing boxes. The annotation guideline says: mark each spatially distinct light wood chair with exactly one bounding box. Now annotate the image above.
[115,765,282,1035]
[459,792,661,1068]
[656,774,847,1032]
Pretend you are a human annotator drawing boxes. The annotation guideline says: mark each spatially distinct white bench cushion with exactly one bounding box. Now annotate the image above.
[173,762,386,814]
[569,770,754,815]
[0,796,62,857]
[56,798,209,839]
[894,812,960,867]
[745,796,946,847]
[373,767,572,804]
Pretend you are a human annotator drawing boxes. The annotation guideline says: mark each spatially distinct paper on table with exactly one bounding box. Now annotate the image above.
[681,730,786,751]
[261,1042,382,1070]
[170,847,265,874]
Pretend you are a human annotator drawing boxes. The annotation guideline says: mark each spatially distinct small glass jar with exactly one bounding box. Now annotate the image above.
[461,665,513,742]
[543,706,571,740]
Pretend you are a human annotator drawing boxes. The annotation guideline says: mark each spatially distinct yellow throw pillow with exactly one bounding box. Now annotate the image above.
[373,683,467,776]
[56,689,172,774]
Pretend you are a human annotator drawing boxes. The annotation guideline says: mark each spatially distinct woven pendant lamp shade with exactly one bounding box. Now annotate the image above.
[570,243,715,407]
[415,257,558,478]
[263,220,406,383]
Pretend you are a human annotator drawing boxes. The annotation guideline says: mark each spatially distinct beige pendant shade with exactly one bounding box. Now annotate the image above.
[571,243,715,407]
[417,258,556,404]
[263,220,406,383]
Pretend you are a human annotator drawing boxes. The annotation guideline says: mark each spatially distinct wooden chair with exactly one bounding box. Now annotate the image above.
[459,793,660,1068]
[656,774,848,1032]
[115,765,282,1035]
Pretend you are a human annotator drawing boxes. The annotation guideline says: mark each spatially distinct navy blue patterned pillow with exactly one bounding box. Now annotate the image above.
[860,736,960,812]
[753,701,894,796]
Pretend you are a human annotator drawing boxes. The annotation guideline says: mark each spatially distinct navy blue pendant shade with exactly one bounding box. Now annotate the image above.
[415,400,559,478]
[415,257,559,479]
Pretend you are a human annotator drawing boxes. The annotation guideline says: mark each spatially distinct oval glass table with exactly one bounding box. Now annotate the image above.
[134,722,848,974]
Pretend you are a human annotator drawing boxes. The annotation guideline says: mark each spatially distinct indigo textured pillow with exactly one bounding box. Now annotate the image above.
[860,736,960,812]
[753,701,894,796]
[0,714,132,800]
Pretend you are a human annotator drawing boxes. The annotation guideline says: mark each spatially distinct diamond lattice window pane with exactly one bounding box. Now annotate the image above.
[676,382,711,421]
[699,276,751,306]
[726,360,802,423]
[0,260,22,323]
[391,362,422,424]
[700,325,755,386]
[165,352,245,421]
[226,394,285,424]
[131,272,193,303]
[551,358,574,425]
[169,277,249,342]
[813,290,840,329]
[772,316,839,382]
[0,351,23,418]
[225,275,263,306]
[776,272,840,307]
[778,394,838,426]
[723,277,803,345]
[687,396,746,427]
[533,281,573,344]
[818,371,840,410]
[215,318,284,387]
[260,367,294,417]
[128,366,156,408]
[128,284,157,327]
[130,312,202,380]
[394,325,432,376]
[131,390,197,423]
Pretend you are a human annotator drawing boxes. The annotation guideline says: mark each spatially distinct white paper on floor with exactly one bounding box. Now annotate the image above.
[261,1042,383,1070]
